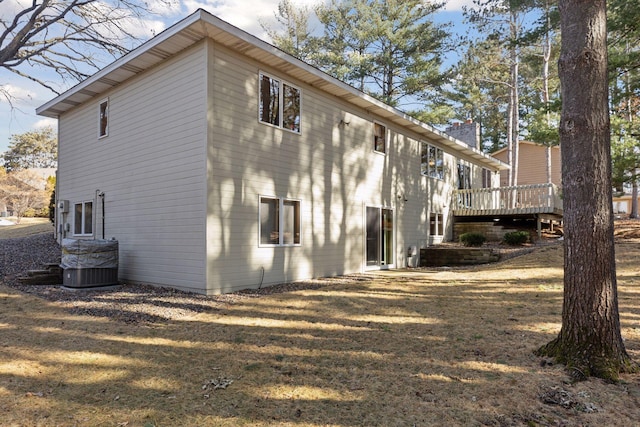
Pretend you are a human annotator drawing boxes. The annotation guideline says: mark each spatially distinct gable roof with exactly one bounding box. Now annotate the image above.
[36,9,508,171]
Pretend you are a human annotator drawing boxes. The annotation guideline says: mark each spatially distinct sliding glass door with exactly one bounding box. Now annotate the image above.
[366,206,394,268]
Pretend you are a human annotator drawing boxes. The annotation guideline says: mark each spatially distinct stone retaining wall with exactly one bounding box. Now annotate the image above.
[420,247,500,266]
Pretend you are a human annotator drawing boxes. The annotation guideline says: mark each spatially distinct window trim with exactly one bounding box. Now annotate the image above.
[429,212,444,237]
[73,201,94,236]
[373,121,387,154]
[457,161,472,190]
[421,142,444,180]
[482,168,493,188]
[258,71,302,134]
[98,98,109,139]
[259,195,302,247]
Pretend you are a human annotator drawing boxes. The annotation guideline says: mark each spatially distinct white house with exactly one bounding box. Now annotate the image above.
[37,9,508,295]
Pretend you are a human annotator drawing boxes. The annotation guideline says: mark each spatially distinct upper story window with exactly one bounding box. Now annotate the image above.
[74,201,93,236]
[259,196,301,246]
[373,122,387,154]
[98,99,109,138]
[482,168,492,188]
[421,142,444,179]
[458,161,471,190]
[259,72,301,133]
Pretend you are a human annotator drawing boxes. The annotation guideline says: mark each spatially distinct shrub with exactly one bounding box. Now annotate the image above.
[459,232,486,247]
[22,208,36,218]
[503,230,529,245]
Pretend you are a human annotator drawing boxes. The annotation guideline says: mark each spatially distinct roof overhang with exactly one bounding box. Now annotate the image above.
[36,9,509,172]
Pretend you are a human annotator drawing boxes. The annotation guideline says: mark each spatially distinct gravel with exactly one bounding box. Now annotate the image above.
[2,232,549,324]
[0,232,345,324]
[1,232,61,283]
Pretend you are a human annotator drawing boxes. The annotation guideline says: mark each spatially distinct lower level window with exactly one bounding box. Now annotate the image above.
[74,201,93,235]
[260,196,301,246]
[430,213,444,236]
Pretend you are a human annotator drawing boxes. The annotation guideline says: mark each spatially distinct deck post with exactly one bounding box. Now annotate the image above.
[537,216,542,239]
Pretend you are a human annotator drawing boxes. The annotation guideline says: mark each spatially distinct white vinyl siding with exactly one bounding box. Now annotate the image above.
[57,36,484,295]
[205,41,447,293]
[57,43,207,292]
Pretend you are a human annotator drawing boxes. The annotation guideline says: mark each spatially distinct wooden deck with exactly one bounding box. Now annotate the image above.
[452,183,563,217]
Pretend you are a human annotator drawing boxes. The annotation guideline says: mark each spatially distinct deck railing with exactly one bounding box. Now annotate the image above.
[452,183,563,216]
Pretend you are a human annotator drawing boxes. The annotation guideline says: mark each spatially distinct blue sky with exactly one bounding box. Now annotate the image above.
[0,0,472,154]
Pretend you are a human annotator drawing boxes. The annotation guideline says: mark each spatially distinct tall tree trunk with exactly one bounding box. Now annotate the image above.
[624,63,639,219]
[632,179,639,218]
[510,9,520,188]
[536,0,636,381]
[507,97,514,187]
[542,3,553,184]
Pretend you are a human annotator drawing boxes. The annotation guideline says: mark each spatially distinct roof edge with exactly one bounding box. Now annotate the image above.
[35,9,508,171]
[36,9,207,117]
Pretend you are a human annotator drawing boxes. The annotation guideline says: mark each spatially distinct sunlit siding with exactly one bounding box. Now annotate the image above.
[57,43,208,292]
[493,141,561,187]
[204,41,457,293]
[57,36,491,295]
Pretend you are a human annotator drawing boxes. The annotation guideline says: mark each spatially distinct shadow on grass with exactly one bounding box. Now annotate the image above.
[2,241,640,426]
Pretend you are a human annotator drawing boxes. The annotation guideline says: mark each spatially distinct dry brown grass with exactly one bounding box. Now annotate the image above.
[2,222,640,426]
[0,217,53,239]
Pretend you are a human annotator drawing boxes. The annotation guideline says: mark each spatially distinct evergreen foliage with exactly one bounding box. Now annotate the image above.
[459,232,486,247]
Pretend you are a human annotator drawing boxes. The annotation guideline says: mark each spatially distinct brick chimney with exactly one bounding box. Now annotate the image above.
[445,119,480,150]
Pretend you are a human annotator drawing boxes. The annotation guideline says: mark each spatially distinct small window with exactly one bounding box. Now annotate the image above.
[98,99,109,138]
[430,213,444,236]
[457,162,472,190]
[373,122,386,153]
[283,83,301,132]
[421,142,444,179]
[482,168,492,188]
[259,75,279,127]
[74,201,93,235]
[259,72,301,133]
[260,196,301,246]
[458,162,473,208]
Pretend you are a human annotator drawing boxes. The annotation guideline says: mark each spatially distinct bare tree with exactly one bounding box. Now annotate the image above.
[1,0,165,97]
[0,168,49,223]
[536,0,637,381]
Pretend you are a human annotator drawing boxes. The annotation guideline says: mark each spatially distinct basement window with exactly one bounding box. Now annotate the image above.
[259,196,301,246]
[74,201,93,236]
[430,213,444,236]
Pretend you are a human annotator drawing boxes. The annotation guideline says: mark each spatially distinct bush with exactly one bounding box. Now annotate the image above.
[22,208,36,218]
[459,232,486,247]
[503,231,529,246]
